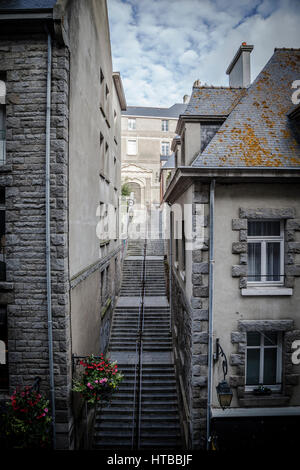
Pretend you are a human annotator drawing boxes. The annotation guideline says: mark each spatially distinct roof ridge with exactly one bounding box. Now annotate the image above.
[274,47,300,51]
[126,103,183,109]
[193,85,244,90]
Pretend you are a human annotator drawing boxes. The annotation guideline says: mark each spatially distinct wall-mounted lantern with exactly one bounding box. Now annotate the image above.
[214,338,233,410]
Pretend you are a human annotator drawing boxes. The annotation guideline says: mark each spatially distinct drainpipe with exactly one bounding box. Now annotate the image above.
[168,204,172,333]
[206,179,215,450]
[45,27,56,449]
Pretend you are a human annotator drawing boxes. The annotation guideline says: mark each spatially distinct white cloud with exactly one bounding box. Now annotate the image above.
[107,0,300,106]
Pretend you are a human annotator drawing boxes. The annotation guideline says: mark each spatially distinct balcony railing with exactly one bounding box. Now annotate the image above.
[0,130,5,165]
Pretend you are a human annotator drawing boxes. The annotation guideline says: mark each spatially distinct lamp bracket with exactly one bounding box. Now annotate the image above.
[214,338,228,380]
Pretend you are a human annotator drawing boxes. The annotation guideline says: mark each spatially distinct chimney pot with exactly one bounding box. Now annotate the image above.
[183,94,190,104]
[193,79,201,87]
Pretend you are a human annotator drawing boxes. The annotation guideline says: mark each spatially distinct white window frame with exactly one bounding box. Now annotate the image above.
[161,119,169,131]
[127,138,137,155]
[245,331,282,392]
[161,141,170,156]
[128,118,136,130]
[247,219,284,287]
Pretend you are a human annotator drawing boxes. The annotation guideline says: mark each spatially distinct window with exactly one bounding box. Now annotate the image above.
[127,139,137,155]
[247,220,284,284]
[0,306,8,390]
[128,118,136,130]
[162,119,169,131]
[0,79,6,165]
[161,141,170,156]
[246,331,282,391]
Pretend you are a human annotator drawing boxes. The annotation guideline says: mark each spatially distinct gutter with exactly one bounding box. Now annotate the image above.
[112,72,127,111]
[0,12,53,19]
[45,27,56,449]
[163,166,300,204]
[206,179,215,450]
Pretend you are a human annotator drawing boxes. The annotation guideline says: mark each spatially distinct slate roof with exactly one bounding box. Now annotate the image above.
[0,0,56,10]
[162,153,175,169]
[123,103,186,118]
[192,48,300,168]
[184,86,245,117]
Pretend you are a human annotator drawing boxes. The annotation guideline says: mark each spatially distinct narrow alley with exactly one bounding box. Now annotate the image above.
[93,238,183,450]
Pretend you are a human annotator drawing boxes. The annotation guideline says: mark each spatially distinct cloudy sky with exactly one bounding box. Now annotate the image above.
[107,0,300,107]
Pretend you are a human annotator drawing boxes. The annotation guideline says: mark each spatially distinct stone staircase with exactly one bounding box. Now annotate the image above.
[109,306,172,351]
[93,239,183,450]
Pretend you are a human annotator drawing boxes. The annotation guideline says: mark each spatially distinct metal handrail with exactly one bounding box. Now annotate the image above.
[130,340,139,449]
[137,238,147,449]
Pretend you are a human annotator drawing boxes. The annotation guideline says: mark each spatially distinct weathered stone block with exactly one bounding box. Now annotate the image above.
[286,219,300,230]
[286,265,300,276]
[192,376,207,387]
[230,354,245,365]
[232,265,247,277]
[239,319,294,332]
[232,242,247,254]
[191,297,202,309]
[193,262,209,274]
[231,332,246,343]
[192,274,203,285]
[193,286,209,297]
[194,332,208,344]
[240,253,247,265]
[287,242,300,253]
[194,309,208,321]
[239,230,247,242]
[192,249,202,263]
[240,207,295,219]
[232,218,247,230]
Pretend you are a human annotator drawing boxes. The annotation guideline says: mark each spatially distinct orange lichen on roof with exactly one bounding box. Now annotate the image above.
[229,124,275,166]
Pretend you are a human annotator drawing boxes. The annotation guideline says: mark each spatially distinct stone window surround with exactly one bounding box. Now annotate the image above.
[230,319,299,404]
[232,208,300,293]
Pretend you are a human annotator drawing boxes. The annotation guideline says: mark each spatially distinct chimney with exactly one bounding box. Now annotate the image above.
[183,94,190,104]
[226,43,254,87]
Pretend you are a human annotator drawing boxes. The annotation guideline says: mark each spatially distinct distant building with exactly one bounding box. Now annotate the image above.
[163,44,300,450]
[121,103,186,210]
[0,0,126,448]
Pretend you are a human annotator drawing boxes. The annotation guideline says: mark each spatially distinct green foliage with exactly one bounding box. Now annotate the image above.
[72,354,123,406]
[121,183,131,196]
[0,386,52,448]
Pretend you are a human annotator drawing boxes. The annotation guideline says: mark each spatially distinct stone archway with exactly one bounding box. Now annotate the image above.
[128,181,141,205]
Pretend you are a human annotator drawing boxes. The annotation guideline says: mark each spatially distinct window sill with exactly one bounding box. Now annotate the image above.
[241,287,293,296]
[239,394,290,408]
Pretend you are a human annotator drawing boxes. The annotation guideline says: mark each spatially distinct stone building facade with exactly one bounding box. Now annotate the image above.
[121,103,186,210]
[163,45,300,449]
[0,0,126,449]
